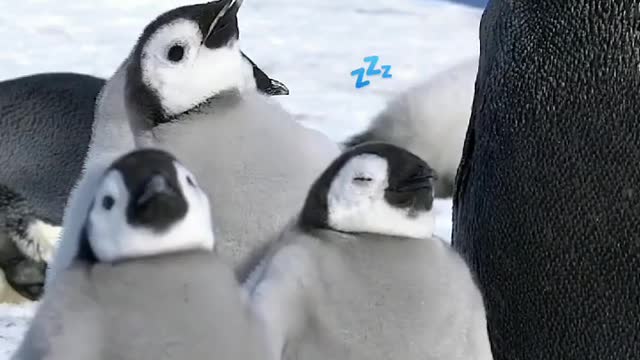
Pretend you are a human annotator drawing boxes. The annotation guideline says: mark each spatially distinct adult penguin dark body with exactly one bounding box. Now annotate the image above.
[453,1,640,359]
[0,73,100,301]
[0,73,104,223]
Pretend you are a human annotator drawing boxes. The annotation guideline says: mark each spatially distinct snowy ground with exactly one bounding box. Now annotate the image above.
[0,0,482,357]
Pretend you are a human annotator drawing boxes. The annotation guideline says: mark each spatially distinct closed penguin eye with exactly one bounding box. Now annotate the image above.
[353,176,373,183]
[167,43,186,63]
[186,175,195,187]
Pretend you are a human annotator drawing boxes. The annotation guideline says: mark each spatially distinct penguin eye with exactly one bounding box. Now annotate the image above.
[167,44,186,63]
[186,176,195,187]
[102,195,115,211]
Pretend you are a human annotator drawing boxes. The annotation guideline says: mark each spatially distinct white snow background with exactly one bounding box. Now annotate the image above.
[0,0,482,356]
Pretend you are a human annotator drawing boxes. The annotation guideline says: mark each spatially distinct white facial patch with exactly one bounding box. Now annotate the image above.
[327,154,434,239]
[140,19,255,117]
[86,162,215,263]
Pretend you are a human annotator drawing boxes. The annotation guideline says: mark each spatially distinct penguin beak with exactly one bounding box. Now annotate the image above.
[385,169,436,212]
[136,175,177,206]
[202,0,242,48]
[130,174,187,231]
[392,173,436,193]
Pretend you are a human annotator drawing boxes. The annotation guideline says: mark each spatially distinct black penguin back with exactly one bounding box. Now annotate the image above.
[0,73,105,222]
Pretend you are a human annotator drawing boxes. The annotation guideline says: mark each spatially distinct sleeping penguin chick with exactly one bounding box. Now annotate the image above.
[13,149,269,360]
[247,142,494,360]
[343,58,478,198]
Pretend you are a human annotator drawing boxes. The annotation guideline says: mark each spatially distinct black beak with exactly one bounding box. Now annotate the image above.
[385,169,436,212]
[129,174,187,231]
[392,171,437,192]
[202,0,242,48]
[242,51,290,96]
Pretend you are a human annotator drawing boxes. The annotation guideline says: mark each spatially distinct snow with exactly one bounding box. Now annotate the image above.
[0,0,481,357]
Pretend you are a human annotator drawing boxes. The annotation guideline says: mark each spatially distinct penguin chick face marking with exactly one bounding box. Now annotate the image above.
[140,21,251,117]
[301,143,436,239]
[85,149,215,263]
[128,1,256,122]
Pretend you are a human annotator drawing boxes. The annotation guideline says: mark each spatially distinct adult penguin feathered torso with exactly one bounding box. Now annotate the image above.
[453,1,640,359]
[0,73,103,300]
[0,73,104,222]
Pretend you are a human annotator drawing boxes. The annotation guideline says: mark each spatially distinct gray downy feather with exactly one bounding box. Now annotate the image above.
[343,58,479,198]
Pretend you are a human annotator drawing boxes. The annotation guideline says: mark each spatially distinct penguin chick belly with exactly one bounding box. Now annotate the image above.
[88,251,269,360]
[12,265,107,360]
[286,232,490,360]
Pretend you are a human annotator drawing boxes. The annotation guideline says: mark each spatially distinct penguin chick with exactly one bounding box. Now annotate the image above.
[247,142,493,360]
[62,0,340,272]
[125,0,286,126]
[78,148,214,262]
[13,148,269,360]
[43,1,291,287]
[343,58,479,198]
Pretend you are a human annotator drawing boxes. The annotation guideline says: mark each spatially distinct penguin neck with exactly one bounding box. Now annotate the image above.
[85,58,136,172]
[134,89,245,148]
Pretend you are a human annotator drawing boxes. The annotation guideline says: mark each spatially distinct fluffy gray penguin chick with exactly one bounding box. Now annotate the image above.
[344,58,479,198]
[13,149,270,360]
[247,142,493,360]
[47,0,298,285]
[118,0,339,268]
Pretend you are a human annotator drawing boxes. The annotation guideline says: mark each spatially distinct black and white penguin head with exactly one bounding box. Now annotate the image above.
[126,0,288,124]
[300,143,436,239]
[77,149,215,263]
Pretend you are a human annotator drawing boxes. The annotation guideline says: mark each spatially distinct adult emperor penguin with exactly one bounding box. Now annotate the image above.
[49,0,340,278]
[453,0,640,358]
[13,148,270,360]
[344,58,479,198]
[247,143,493,360]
